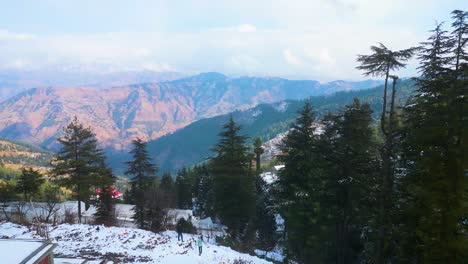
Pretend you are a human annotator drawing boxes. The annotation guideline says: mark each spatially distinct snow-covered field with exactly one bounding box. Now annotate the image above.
[0,222,272,264]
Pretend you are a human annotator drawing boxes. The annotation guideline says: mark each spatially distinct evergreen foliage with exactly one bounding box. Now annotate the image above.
[175,167,194,210]
[125,137,158,229]
[94,166,116,226]
[192,165,215,218]
[51,116,106,223]
[275,101,326,263]
[159,172,176,209]
[399,14,467,262]
[210,116,256,241]
[320,99,378,263]
[356,42,416,263]
[16,168,45,201]
[253,137,264,175]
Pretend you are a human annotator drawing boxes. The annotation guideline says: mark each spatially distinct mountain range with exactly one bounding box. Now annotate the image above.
[0,69,184,100]
[0,72,382,150]
[107,78,415,173]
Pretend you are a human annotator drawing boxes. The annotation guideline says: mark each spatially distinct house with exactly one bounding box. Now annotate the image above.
[0,239,56,264]
[0,239,88,264]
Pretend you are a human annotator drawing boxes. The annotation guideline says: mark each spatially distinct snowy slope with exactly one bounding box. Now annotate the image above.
[0,222,271,264]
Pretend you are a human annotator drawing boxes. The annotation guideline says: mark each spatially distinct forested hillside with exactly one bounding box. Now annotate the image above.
[106,79,415,173]
[0,139,53,172]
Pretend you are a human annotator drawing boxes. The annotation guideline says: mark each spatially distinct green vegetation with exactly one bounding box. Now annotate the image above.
[51,116,111,223]
[275,10,467,263]
[0,138,53,168]
[124,138,158,229]
[137,78,415,174]
[210,116,256,243]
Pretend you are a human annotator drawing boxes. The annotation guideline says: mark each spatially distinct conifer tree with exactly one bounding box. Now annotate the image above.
[16,168,45,201]
[253,137,264,175]
[210,116,256,240]
[94,166,116,226]
[252,139,277,251]
[52,117,105,223]
[276,101,326,263]
[175,168,191,209]
[125,137,157,229]
[400,17,467,262]
[356,44,416,263]
[159,172,176,208]
[320,99,378,263]
[192,165,215,218]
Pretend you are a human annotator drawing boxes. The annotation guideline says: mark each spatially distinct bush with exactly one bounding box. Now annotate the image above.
[177,217,197,234]
[63,207,77,224]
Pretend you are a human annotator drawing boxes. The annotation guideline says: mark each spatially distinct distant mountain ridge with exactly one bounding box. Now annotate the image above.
[114,78,414,174]
[0,138,53,171]
[0,69,184,101]
[0,72,382,151]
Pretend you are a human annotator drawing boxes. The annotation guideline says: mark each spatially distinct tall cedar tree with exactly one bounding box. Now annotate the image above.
[356,43,416,263]
[159,172,176,209]
[142,179,167,232]
[320,99,378,263]
[125,138,157,229]
[210,116,256,240]
[400,16,467,262]
[276,102,326,263]
[94,165,116,226]
[253,137,264,175]
[192,165,215,218]
[52,117,105,223]
[16,168,45,201]
[252,138,277,250]
[175,167,193,210]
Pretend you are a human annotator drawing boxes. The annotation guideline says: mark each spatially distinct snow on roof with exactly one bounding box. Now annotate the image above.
[0,239,55,264]
[166,209,193,220]
[25,243,56,264]
[274,165,285,171]
[195,217,214,229]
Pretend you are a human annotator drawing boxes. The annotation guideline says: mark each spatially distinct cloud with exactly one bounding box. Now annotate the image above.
[0,29,35,41]
[237,24,257,32]
[283,49,302,66]
[0,0,462,80]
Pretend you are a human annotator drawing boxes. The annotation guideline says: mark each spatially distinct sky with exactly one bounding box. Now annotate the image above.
[0,0,466,81]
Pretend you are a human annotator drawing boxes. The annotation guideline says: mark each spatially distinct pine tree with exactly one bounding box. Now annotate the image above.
[400,17,467,262]
[255,183,277,250]
[159,172,176,209]
[253,145,277,251]
[320,99,378,263]
[192,165,215,218]
[253,137,264,175]
[125,137,157,229]
[276,101,326,263]
[175,167,193,210]
[16,168,45,201]
[52,117,105,223]
[210,116,256,241]
[94,166,116,226]
[356,43,416,263]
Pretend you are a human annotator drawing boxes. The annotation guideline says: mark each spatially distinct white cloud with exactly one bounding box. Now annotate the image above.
[0,29,35,41]
[283,49,302,66]
[0,0,461,80]
[237,24,257,32]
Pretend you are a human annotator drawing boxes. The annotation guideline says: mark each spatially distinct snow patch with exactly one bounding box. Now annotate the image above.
[0,222,272,264]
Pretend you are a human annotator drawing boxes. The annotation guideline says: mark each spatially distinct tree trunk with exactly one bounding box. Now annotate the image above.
[77,184,82,224]
[376,66,392,264]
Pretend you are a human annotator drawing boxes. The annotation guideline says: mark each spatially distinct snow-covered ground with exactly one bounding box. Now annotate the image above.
[0,222,272,264]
